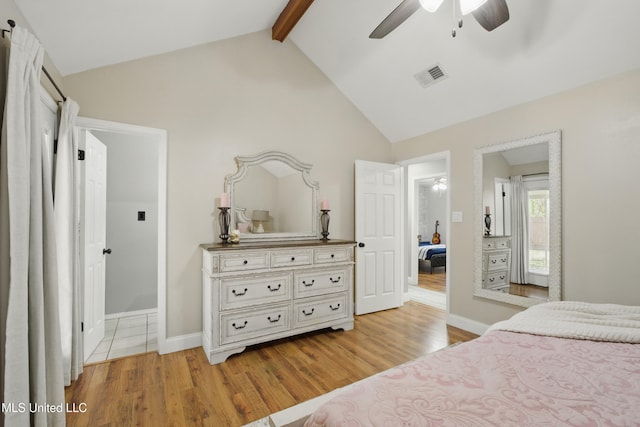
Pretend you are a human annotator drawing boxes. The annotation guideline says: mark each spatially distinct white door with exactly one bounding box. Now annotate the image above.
[355,160,403,315]
[82,131,108,360]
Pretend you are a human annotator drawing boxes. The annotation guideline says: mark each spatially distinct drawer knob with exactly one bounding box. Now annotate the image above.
[302,308,315,316]
[291,256,296,261]
[232,321,248,330]
[491,259,497,264]
[302,279,315,287]
[330,276,341,284]
[330,304,341,311]
[232,288,248,297]
[268,284,282,292]
[267,315,282,323]
[331,254,335,258]
[489,277,495,282]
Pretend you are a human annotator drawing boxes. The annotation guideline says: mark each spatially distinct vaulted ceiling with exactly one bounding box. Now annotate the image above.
[14,0,640,142]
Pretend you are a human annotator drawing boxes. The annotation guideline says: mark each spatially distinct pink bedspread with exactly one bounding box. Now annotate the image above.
[304,330,640,426]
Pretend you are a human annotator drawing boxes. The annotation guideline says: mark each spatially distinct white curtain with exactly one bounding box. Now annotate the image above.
[510,175,528,284]
[0,26,66,426]
[55,99,82,385]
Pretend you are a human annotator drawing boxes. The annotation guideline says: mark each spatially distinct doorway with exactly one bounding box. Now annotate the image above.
[76,117,167,361]
[400,152,450,311]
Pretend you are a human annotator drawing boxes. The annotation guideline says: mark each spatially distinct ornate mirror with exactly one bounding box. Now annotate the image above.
[473,131,562,307]
[225,151,319,242]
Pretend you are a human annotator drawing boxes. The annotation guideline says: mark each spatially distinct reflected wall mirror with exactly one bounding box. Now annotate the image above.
[473,131,562,307]
[225,151,319,242]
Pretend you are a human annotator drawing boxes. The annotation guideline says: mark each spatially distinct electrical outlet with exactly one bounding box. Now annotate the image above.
[138,211,146,221]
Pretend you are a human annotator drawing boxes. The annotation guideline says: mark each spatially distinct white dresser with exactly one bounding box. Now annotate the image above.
[200,239,355,364]
[482,236,511,291]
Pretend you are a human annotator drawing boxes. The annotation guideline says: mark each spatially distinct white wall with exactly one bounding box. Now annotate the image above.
[63,30,392,339]
[92,130,159,315]
[393,68,640,325]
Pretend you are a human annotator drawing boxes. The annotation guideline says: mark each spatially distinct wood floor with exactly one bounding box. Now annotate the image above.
[65,302,477,427]
[417,270,446,293]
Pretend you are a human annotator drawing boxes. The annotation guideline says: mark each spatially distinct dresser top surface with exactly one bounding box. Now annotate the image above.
[200,239,356,252]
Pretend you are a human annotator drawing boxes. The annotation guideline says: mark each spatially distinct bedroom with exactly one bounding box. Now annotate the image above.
[1,0,640,425]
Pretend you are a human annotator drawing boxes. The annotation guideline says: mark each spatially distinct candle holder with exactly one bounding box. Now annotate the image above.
[484,213,492,236]
[320,209,330,240]
[218,207,231,243]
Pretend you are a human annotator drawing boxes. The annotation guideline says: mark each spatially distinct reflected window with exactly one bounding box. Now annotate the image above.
[527,188,550,275]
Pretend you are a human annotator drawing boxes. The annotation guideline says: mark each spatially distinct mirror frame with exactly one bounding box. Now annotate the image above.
[225,151,319,242]
[473,131,562,307]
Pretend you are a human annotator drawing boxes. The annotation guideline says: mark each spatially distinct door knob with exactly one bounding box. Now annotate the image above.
[358,242,365,248]
[103,248,112,255]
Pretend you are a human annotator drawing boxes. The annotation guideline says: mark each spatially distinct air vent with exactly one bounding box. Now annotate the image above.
[414,64,448,88]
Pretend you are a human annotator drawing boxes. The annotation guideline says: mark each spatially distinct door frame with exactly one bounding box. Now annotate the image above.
[76,117,168,355]
[398,151,451,313]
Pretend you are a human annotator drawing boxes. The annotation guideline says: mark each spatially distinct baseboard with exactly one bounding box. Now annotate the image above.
[446,313,490,336]
[105,308,157,320]
[159,332,202,355]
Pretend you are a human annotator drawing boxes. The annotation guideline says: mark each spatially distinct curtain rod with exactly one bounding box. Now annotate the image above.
[3,19,67,102]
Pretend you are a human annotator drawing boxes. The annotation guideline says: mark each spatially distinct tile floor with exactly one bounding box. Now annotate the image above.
[86,312,157,364]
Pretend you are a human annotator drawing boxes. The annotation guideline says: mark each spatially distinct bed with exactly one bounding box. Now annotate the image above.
[418,243,446,273]
[302,302,640,427]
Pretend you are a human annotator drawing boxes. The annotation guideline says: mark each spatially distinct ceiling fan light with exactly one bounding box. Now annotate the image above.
[419,0,444,13]
[459,0,488,15]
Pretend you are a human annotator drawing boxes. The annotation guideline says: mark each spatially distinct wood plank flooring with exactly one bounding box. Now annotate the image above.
[65,302,477,427]
[417,270,446,293]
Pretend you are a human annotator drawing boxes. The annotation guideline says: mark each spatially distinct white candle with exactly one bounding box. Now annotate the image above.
[220,192,230,208]
[485,206,490,215]
[321,199,330,210]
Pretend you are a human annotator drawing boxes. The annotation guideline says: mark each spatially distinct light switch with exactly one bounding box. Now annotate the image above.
[451,211,463,223]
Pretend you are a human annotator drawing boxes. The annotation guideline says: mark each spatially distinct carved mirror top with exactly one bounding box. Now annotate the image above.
[473,131,562,307]
[225,151,319,242]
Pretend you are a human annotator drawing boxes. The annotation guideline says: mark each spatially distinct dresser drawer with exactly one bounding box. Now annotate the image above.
[294,267,349,298]
[293,293,348,328]
[220,273,291,311]
[219,251,269,272]
[271,248,313,268]
[483,271,509,289]
[220,304,290,345]
[314,247,350,264]
[485,251,509,272]
[483,238,510,250]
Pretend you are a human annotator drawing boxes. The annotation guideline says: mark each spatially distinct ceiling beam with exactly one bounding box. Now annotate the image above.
[272,0,314,42]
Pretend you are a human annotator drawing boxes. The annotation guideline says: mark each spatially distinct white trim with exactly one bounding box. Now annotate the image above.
[105,308,157,320]
[162,333,202,355]
[74,117,169,355]
[446,313,490,336]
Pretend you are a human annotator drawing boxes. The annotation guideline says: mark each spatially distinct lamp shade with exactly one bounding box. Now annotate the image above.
[419,0,444,12]
[252,210,270,222]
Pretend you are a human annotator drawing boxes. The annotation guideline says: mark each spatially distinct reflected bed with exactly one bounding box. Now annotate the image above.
[301,302,640,426]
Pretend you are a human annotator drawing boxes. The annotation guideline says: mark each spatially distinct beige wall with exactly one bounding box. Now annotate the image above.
[63,30,392,338]
[1,0,65,101]
[393,68,640,325]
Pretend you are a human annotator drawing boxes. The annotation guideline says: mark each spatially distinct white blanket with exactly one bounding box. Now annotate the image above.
[488,301,640,343]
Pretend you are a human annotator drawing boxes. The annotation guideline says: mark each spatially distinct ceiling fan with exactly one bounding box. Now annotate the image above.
[370,0,509,39]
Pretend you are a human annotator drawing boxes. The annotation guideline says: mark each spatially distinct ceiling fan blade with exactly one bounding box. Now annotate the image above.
[472,0,509,32]
[369,0,422,39]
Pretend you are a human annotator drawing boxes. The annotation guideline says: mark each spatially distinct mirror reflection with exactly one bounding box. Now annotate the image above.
[474,132,561,307]
[233,161,313,234]
[225,151,319,242]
